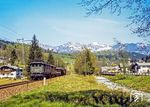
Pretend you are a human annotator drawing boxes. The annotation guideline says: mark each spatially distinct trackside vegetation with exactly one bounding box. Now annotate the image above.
[0,75,149,107]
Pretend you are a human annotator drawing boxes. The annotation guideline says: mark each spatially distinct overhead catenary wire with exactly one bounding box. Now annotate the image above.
[0,24,20,36]
[0,24,19,41]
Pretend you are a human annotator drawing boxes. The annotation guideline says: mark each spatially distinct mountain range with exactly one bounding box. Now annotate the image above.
[0,38,149,55]
[52,42,111,53]
[50,42,150,55]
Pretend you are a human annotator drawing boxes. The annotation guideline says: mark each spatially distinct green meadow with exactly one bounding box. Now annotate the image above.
[1,74,149,107]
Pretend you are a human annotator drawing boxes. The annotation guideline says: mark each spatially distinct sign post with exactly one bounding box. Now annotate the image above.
[43,77,46,86]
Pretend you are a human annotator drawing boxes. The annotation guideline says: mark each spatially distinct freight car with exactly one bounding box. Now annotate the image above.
[30,61,66,80]
[56,67,66,76]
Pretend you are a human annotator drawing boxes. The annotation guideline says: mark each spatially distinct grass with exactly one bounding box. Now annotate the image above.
[0,78,26,85]
[104,74,150,93]
[0,74,150,107]
[39,74,109,92]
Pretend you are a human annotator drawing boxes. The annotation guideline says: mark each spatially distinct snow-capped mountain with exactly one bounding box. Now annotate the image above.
[40,41,150,54]
[52,42,112,53]
[87,42,112,52]
[53,42,83,53]
[113,43,150,55]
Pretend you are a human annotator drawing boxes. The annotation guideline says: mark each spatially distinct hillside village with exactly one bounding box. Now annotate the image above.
[0,38,150,79]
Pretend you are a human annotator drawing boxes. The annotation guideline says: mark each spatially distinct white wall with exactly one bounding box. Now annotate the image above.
[0,71,23,79]
[138,66,150,73]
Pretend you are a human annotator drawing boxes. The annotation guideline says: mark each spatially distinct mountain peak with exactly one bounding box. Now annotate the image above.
[53,42,112,53]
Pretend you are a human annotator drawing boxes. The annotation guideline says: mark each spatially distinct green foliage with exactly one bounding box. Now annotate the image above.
[1,90,149,107]
[118,50,129,73]
[28,35,43,64]
[74,48,98,75]
[0,75,149,107]
[47,50,55,65]
[54,54,66,67]
[97,50,120,66]
[10,49,17,65]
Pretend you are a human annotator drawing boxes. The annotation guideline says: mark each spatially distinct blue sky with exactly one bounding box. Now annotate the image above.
[0,0,143,46]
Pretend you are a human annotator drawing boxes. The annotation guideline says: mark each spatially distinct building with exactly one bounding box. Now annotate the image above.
[101,66,120,73]
[130,62,150,74]
[0,65,23,78]
[137,62,150,73]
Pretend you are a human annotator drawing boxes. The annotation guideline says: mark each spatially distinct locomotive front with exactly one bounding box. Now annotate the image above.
[30,62,45,80]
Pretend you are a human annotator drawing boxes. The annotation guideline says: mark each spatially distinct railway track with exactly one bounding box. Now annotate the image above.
[101,72,118,76]
[0,76,61,90]
[0,81,32,89]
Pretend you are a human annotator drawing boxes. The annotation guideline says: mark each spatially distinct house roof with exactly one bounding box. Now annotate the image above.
[0,65,22,70]
[137,62,150,66]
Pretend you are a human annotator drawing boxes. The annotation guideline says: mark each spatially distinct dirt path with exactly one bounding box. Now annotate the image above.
[96,76,150,102]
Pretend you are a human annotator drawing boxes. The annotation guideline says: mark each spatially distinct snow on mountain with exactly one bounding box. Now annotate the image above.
[53,42,83,53]
[41,42,149,54]
[113,43,150,55]
[52,42,112,53]
[87,42,112,52]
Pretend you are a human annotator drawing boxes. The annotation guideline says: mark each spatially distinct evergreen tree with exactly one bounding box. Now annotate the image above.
[28,35,43,64]
[146,55,150,62]
[47,50,55,65]
[10,49,17,65]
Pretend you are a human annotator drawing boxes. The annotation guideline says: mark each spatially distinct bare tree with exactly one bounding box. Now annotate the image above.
[81,0,150,38]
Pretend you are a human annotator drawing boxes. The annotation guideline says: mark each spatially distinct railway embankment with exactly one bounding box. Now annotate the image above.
[0,77,58,101]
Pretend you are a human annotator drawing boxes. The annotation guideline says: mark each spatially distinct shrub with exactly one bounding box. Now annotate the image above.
[1,90,149,107]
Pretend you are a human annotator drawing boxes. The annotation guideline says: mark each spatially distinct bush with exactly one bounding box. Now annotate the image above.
[1,90,149,107]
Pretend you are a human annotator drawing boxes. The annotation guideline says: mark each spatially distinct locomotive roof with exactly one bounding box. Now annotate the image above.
[30,61,46,64]
[56,67,65,70]
[30,62,56,67]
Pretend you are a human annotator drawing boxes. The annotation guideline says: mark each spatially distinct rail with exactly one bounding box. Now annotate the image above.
[0,81,32,89]
[0,75,65,101]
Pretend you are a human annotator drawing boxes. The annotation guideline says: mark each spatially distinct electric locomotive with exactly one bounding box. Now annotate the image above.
[30,61,66,80]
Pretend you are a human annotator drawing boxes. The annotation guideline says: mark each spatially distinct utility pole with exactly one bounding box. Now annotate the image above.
[82,45,87,75]
[17,38,31,65]
[56,60,58,67]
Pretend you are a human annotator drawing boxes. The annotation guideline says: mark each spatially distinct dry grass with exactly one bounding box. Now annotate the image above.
[0,78,26,85]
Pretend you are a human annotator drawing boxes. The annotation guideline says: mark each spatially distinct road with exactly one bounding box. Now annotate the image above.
[96,76,150,102]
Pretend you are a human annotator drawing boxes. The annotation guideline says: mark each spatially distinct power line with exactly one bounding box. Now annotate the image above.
[0,24,20,36]
[0,24,21,41]
[0,34,12,41]
[17,38,32,65]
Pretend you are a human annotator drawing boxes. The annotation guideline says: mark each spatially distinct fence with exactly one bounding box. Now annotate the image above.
[100,71,150,76]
